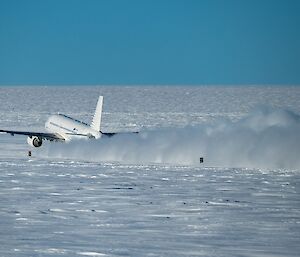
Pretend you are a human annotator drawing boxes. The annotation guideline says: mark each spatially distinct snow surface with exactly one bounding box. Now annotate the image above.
[0,86,300,256]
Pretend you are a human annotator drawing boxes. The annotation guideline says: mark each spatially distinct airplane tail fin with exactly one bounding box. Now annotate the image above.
[91,96,103,132]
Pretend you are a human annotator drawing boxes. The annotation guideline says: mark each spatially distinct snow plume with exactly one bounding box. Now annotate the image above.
[38,108,300,170]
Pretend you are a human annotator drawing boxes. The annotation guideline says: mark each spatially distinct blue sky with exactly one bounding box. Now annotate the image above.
[0,0,299,85]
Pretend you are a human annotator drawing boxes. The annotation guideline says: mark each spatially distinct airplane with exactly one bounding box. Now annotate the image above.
[0,96,121,148]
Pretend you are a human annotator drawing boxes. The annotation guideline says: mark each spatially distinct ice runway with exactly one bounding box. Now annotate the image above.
[1,158,299,256]
[0,86,300,256]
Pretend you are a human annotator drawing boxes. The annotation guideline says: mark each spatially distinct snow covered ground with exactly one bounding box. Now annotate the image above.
[0,86,299,256]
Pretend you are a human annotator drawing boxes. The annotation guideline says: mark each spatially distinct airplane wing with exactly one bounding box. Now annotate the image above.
[0,129,138,140]
[0,129,65,141]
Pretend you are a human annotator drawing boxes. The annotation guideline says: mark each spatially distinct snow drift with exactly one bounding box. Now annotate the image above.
[38,107,300,170]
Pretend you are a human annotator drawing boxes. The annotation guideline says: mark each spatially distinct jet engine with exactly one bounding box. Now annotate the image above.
[27,136,43,147]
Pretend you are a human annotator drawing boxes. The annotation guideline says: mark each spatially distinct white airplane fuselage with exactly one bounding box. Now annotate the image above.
[0,96,122,148]
[45,114,101,141]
